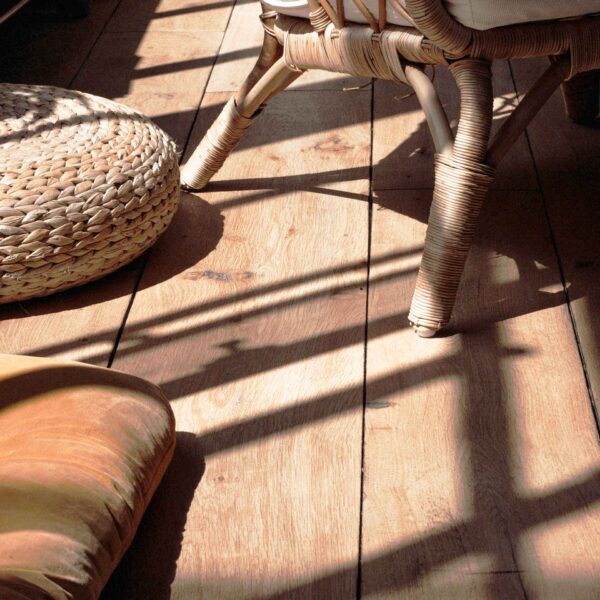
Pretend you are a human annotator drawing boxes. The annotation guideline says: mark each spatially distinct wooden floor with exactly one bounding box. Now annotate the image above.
[1,1,600,598]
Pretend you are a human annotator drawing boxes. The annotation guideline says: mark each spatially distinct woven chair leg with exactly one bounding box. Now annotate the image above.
[180,6,302,190]
[561,70,600,125]
[409,60,496,337]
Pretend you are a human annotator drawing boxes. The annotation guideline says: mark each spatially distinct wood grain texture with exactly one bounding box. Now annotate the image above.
[184,90,371,194]
[362,69,600,596]
[2,4,599,598]
[108,88,371,598]
[71,29,222,145]
[511,57,600,408]
[363,188,600,599]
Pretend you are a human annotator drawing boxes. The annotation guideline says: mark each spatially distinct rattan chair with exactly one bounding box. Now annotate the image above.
[181,0,600,337]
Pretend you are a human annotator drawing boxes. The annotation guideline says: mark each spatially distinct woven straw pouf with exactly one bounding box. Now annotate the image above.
[0,84,180,303]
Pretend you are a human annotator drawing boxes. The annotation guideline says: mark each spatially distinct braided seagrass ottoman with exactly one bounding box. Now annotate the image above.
[0,84,180,303]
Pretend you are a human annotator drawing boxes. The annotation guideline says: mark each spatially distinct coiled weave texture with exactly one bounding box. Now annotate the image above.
[0,84,180,303]
[408,154,495,330]
[276,15,445,75]
[408,59,495,331]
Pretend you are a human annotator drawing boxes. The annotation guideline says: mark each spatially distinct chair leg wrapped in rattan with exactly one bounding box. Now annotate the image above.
[408,59,495,336]
[182,0,600,336]
[562,69,600,124]
[180,8,302,190]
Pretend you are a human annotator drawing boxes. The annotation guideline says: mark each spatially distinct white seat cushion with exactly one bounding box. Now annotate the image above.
[265,0,600,31]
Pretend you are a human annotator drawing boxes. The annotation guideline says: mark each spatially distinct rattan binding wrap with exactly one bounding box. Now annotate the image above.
[409,59,495,331]
[0,84,180,303]
[561,69,600,124]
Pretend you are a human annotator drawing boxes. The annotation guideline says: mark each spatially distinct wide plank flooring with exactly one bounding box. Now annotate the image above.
[0,1,598,598]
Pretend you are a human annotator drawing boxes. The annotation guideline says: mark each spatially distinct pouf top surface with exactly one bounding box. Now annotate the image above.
[0,84,180,303]
[1,86,117,165]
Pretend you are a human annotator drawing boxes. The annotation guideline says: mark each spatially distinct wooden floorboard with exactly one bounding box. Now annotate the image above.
[511,57,600,412]
[0,0,121,88]
[71,28,224,146]
[105,0,234,34]
[108,82,371,596]
[362,61,600,599]
[1,4,599,599]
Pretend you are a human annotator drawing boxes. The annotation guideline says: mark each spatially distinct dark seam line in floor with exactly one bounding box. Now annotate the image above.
[67,0,123,88]
[106,252,148,369]
[106,0,241,369]
[356,77,375,600]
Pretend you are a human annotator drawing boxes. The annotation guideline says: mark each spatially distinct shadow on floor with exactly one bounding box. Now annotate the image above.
[101,431,207,600]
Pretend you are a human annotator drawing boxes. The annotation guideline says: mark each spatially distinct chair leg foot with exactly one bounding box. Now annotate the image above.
[411,322,440,338]
[180,8,302,190]
[562,70,599,125]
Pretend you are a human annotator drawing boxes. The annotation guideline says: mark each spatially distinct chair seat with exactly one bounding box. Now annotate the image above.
[264,0,600,30]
